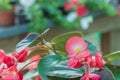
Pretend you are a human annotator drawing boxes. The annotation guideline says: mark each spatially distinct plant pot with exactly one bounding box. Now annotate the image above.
[0,10,15,26]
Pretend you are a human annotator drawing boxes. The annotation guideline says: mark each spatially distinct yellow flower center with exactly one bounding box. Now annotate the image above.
[75,48,81,54]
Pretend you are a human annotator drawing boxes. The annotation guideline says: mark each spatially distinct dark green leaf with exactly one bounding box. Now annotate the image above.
[38,55,84,80]
[16,33,39,52]
[94,69,115,80]
[106,64,120,80]
[38,55,62,80]
[86,40,97,56]
[104,51,120,62]
[47,76,80,80]
[51,32,83,55]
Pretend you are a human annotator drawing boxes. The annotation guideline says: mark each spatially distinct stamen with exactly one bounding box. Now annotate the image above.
[75,48,81,53]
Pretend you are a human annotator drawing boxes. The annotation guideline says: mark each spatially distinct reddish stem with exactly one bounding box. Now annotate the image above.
[84,62,90,73]
[29,45,44,51]
[20,58,41,71]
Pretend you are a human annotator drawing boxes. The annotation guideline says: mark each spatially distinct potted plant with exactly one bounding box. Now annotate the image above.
[0,0,15,26]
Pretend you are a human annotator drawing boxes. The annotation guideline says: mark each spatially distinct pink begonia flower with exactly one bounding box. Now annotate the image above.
[13,47,29,63]
[64,2,72,11]
[86,51,104,68]
[76,5,88,17]
[66,36,91,68]
[89,56,96,68]
[0,66,23,80]
[95,51,104,69]
[67,57,83,68]
[28,55,41,71]
[3,55,15,68]
[66,36,89,58]
[81,72,101,80]
[0,49,6,64]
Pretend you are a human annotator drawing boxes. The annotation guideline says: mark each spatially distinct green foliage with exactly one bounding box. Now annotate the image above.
[85,40,97,56]
[27,0,117,32]
[15,31,120,80]
[0,0,12,10]
[51,31,82,56]
[94,69,115,80]
[37,31,116,80]
[38,55,115,80]
[28,4,48,32]
[104,51,120,62]
[38,55,84,80]
[85,0,117,16]
[106,64,120,80]
[28,0,67,32]
[16,33,39,52]
[38,55,62,80]
[23,69,38,80]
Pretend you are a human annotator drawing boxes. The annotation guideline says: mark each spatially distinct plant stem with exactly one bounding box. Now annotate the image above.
[29,45,44,50]
[20,59,41,71]
[85,62,90,73]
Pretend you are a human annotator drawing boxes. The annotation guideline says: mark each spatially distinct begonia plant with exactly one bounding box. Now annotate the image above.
[0,29,120,80]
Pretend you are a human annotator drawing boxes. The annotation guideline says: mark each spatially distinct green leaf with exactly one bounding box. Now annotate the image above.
[16,29,50,52]
[51,32,83,55]
[106,64,120,80]
[85,40,97,56]
[103,51,120,62]
[105,6,117,16]
[23,69,38,80]
[94,69,115,80]
[38,55,115,80]
[38,55,62,80]
[38,55,84,80]
[16,33,39,52]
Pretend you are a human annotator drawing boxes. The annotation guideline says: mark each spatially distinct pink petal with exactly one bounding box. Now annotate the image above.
[3,56,15,68]
[35,75,42,80]
[0,49,6,64]
[2,66,22,80]
[8,66,17,72]
[15,47,29,63]
[81,72,101,80]
[76,50,91,59]
[17,72,23,80]
[95,51,104,69]
[66,36,86,55]
[67,52,77,58]
[89,57,96,68]
[81,72,90,80]
[76,5,88,17]
[28,55,41,71]
[90,73,101,80]
[81,43,88,51]
[64,2,72,11]
[67,58,83,68]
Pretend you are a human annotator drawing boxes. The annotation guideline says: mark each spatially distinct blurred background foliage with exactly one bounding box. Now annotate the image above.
[22,0,117,32]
